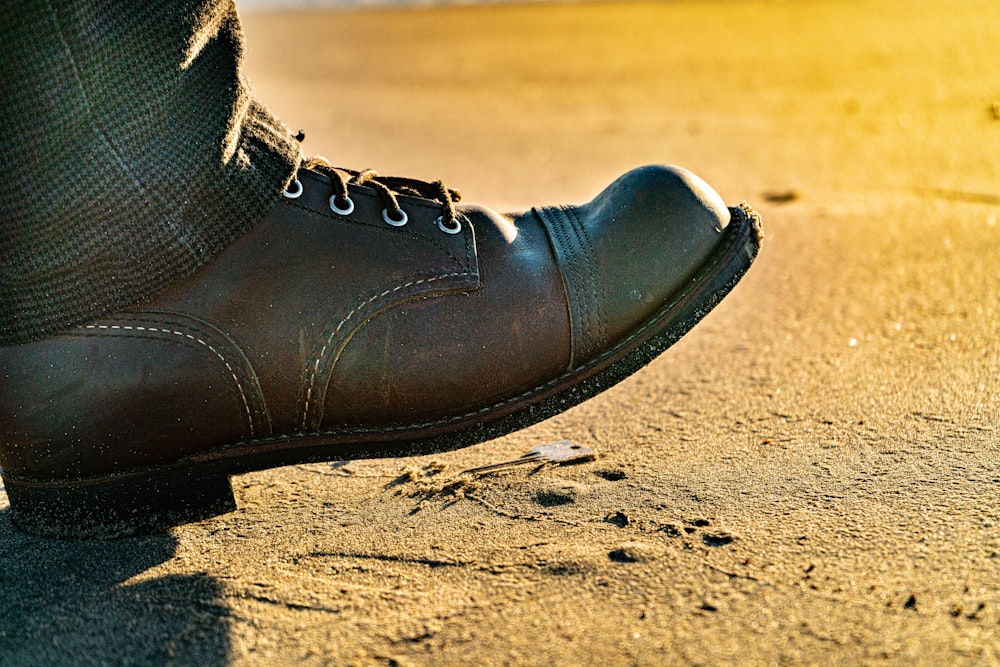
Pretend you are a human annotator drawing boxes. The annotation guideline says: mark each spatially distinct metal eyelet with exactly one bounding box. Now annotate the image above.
[329,194,355,216]
[282,178,303,199]
[436,215,462,235]
[382,207,408,227]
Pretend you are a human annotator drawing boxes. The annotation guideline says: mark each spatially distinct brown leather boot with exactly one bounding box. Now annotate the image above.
[0,163,761,537]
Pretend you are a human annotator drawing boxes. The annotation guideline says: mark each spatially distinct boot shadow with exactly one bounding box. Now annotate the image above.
[0,501,231,666]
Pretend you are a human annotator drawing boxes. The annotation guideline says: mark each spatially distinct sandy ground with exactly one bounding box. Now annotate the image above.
[2,0,998,664]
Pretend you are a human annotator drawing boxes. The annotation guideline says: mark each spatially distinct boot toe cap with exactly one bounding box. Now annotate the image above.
[536,164,734,365]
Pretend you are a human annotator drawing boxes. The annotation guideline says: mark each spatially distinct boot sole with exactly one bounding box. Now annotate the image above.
[3,204,762,538]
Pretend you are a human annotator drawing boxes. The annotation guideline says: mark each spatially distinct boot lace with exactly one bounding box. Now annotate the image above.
[283,157,463,235]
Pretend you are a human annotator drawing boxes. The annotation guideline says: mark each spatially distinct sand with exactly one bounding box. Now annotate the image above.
[1,0,998,664]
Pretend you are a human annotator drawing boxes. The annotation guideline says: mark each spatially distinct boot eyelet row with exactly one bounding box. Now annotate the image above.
[290,179,455,234]
[282,179,303,199]
[329,194,355,216]
[382,207,408,227]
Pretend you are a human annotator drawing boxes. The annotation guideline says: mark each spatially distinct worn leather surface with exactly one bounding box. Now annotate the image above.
[0,165,730,480]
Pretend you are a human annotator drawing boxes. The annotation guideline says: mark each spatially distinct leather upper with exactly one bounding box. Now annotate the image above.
[0,165,731,480]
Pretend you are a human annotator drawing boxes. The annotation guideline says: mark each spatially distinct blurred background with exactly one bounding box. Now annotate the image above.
[236,0,1000,214]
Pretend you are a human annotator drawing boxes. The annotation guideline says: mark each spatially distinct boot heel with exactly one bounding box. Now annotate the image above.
[3,468,236,539]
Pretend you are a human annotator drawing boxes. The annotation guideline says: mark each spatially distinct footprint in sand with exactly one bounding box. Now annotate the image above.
[608,541,658,563]
[532,481,587,507]
[593,469,628,481]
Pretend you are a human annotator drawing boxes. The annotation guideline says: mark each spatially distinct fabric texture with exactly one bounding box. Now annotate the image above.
[0,0,301,344]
